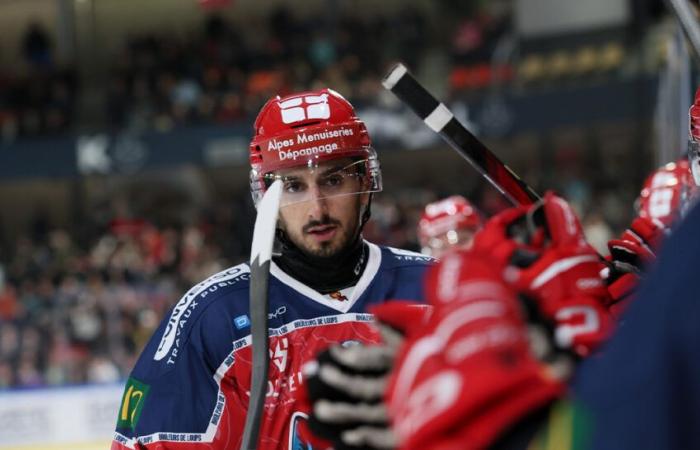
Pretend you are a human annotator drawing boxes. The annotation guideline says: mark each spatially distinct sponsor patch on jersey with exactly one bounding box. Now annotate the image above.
[117,377,150,430]
[328,290,349,302]
[269,306,287,320]
[234,314,251,329]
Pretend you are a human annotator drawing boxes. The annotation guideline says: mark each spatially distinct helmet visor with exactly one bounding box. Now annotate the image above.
[258,158,382,208]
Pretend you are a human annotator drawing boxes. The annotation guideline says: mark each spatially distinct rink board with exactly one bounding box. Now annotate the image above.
[0,382,124,449]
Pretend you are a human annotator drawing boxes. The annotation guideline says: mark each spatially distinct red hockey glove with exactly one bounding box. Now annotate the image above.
[369,301,432,338]
[471,192,613,356]
[295,301,431,450]
[605,216,668,318]
[607,216,665,273]
[387,256,566,450]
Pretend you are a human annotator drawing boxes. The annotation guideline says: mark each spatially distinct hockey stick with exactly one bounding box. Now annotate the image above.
[240,179,283,450]
[382,63,540,206]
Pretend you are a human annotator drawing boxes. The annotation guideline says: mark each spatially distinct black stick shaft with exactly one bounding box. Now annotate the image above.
[382,63,540,206]
[240,258,270,450]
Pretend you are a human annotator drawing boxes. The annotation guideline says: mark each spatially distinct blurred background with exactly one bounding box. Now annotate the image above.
[0,0,692,448]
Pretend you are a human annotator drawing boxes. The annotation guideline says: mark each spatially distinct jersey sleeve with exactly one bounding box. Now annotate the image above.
[382,246,435,302]
[112,293,241,449]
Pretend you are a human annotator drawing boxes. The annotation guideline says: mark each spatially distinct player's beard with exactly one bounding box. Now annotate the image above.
[280,196,362,259]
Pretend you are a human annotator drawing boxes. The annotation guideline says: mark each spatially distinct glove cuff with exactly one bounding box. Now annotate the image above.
[391,364,564,450]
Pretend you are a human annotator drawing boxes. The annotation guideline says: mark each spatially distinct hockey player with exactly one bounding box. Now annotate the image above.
[111,89,434,450]
[417,195,483,258]
[297,192,612,449]
[574,174,700,450]
[605,89,700,318]
[604,158,696,317]
[636,159,696,227]
[569,88,700,449]
[315,170,700,450]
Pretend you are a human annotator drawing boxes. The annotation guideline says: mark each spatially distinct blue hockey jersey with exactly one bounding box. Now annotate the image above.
[112,242,433,450]
[574,200,700,449]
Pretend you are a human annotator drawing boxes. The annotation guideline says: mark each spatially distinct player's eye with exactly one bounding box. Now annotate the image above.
[283,179,306,193]
[320,172,345,189]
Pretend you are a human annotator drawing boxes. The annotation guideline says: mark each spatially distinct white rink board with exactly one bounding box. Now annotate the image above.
[0,382,125,449]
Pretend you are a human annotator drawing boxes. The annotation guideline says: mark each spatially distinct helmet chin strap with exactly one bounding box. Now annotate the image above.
[361,193,373,228]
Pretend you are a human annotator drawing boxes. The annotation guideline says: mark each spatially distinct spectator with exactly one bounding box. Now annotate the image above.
[22,21,52,70]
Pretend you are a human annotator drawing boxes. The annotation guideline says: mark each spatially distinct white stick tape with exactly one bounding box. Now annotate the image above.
[382,64,408,90]
[424,103,453,132]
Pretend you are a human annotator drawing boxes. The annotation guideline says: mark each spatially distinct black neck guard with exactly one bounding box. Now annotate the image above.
[273,230,368,294]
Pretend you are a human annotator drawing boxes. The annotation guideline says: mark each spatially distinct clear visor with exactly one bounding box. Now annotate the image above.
[258,158,382,208]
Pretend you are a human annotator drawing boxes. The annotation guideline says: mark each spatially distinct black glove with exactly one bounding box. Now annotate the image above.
[303,344,395,450]
[302,322,406,450]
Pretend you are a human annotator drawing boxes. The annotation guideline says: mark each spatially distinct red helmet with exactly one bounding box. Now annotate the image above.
[637,159,696,227]
[249,88,382,204]
[418,196,483,256]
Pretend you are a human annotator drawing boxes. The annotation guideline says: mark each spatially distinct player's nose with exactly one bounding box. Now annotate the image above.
[306,184,329,217]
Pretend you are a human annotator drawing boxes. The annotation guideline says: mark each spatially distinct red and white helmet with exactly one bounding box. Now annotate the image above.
[637,159,696,227]
[249,88,382,205]
[418,195,483,257]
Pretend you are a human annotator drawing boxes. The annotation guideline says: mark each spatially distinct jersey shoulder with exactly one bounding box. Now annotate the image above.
[379,245,436,269]
[143,262,251,369]
[366,245,433,303]
[116,263,253,443]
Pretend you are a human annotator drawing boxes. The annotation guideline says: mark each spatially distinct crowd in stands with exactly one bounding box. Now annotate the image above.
[0,69,77,140]
[0,21,77,141]
[0,4,665,138]
[0,191,431,389]
[0,8,430,139]
[0,222,212,388]
[106,10,428,131]
[0,174,624,389]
